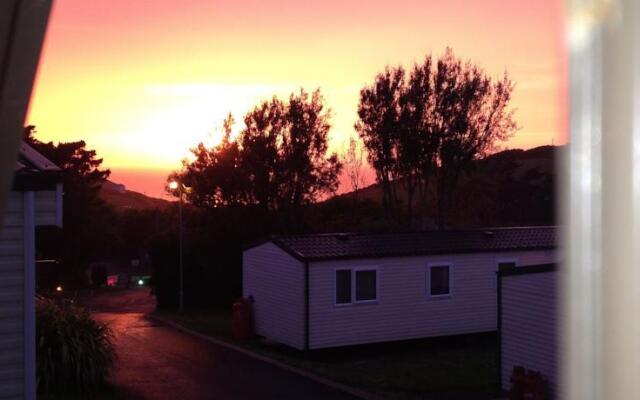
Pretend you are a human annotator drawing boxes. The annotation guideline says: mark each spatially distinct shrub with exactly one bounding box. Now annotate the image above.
[36,297,115,394]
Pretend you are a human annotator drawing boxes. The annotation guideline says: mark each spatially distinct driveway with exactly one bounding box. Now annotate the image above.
[84,289,358,400]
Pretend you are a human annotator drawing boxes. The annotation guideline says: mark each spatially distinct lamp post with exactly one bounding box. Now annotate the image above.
[169,180,184,313]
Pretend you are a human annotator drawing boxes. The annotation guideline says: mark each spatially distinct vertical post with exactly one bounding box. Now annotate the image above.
[600,1,640,398]
[178,185,184,313]
[565,2,604,398]
[566,1,640,399]
[23,191,35,400]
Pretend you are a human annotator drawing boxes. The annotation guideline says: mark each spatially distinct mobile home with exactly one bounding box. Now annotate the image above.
[243,227,556,350]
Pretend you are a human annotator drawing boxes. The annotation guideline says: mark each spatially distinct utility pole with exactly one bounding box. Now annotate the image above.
[169,180,184,313]
[178,185,184,313]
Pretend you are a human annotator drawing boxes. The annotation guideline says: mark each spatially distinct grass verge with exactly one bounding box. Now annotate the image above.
[154,308,500,400]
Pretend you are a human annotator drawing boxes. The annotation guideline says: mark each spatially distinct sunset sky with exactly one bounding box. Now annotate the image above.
[27,0,567,198]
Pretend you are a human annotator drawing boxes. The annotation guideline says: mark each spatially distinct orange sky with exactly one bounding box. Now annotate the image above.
[27,0,567,198]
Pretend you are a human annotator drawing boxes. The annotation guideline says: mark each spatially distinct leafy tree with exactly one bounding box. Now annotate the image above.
[356,49,517,228]
[431,49,517,228]
[169,114,249,207]
[24,126,116,286]
[355,67,404,220]
[342,137,367,196]
[279,89,341,213]
[159,90,342,308]
[169,89,342,216]
[239,97,286,211]
[24,126,109,195]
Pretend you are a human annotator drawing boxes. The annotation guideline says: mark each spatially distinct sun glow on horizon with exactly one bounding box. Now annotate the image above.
[28,0,566,197]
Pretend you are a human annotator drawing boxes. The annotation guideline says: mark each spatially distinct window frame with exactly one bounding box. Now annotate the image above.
[353,267,379,304]
[427,262,452,299]
[334,268,353,306]
[333,266,379,306]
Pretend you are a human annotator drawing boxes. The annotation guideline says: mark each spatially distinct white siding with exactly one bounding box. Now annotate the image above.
[243,243,305,349]
[34,190,57,226]
[500,270,558,398]
[0,192,24,399]
[308,250,555,349]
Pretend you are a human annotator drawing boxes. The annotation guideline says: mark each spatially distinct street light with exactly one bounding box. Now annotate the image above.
[169,180,184,313]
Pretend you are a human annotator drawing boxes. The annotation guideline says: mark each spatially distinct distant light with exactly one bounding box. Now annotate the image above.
[169,181,179,190]
[55,285,63,292]
[138,279,144,286]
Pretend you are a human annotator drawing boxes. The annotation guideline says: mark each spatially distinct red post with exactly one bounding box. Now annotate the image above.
[232,298,253,341]
[509,366,526,400]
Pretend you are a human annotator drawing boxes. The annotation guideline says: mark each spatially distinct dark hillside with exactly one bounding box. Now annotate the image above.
[99,180,170,211]
[311,145,559,231]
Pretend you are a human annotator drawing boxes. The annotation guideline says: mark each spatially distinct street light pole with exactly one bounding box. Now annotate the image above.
[178,184,184,313]
[169,179,185,313]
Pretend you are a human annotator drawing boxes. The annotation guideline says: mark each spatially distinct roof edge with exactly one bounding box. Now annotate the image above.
[497,263,557,276]
[19,141,61,171]
[266,225,558,240]
[242,236,306,262]
[243,228,557,262]
[12,170,62,191]
[306,246,557,263]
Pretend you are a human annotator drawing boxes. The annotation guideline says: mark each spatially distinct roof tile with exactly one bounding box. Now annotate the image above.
[268,226,557,261]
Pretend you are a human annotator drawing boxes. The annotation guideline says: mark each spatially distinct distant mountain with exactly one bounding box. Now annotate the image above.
[99,180,170,211]
[313,145,559,231]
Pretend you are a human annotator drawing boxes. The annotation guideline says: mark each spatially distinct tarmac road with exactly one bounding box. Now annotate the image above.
[85,288,358,400]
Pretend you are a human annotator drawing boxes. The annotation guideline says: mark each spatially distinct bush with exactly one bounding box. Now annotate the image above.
[91,264,108,287]
[36,297,115,394]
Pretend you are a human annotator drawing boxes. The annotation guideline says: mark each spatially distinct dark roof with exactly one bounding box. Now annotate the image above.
[17,141,60,172]
[13,141,61,191]
[254,226,557,261]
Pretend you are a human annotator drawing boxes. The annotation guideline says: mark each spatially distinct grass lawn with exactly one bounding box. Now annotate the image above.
[155,308,500,400]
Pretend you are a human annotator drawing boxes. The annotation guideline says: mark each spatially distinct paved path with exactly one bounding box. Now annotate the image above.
[84,289,358,400]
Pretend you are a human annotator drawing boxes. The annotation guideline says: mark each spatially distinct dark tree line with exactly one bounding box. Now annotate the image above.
[24,127,175,289]
[355,48,518,228]
[24,126,119,286]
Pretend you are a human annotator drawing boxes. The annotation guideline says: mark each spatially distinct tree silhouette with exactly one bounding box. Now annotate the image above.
[355,67,404,220]
[341,137,367,197]
[431,49,517,228]
[170,113,249,208]
[398,57,435,224]
[279,89,341,213]
[239,97,286,211]
[24,127,116,285]
[356,48,517,228]
[169,89,342,219]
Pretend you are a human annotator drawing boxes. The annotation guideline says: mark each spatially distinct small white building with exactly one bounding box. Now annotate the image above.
[243,227,556,350]
[0,142,62,399]
[498,263,558,399]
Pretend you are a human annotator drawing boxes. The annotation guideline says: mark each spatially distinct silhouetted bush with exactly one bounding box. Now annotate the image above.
[36,298,114,394]
[150,206,279,309]
[91,264,108,287]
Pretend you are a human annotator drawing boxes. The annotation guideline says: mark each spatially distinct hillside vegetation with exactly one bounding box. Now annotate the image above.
[310,145,558,232]
[99,180,170,211]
